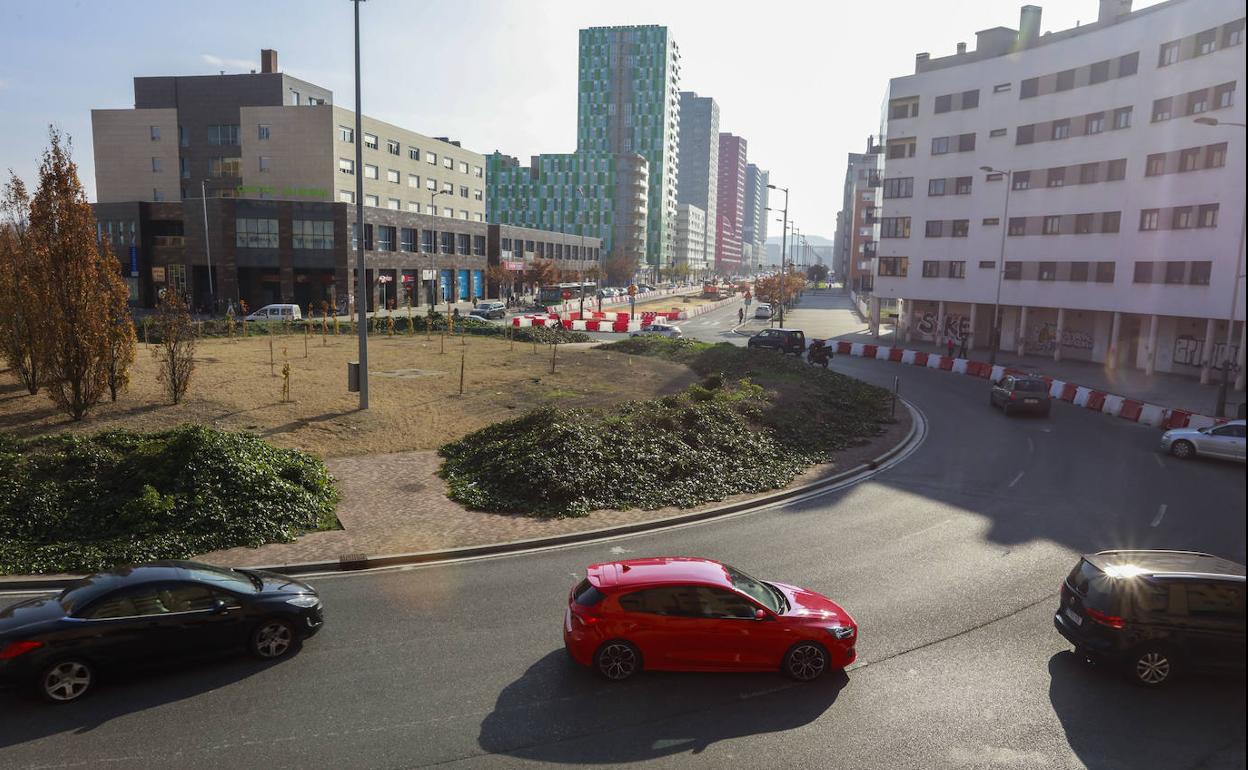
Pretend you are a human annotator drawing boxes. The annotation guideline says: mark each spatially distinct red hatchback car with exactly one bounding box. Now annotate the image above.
[563,557,857,682]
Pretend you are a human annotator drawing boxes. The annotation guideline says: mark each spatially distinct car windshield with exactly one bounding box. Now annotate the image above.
[1014,380,1048,392]
[722,563,783,613]
[182,565,259,593]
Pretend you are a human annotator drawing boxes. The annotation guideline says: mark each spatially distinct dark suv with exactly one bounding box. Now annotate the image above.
[990,375,1052,416]
[1054,550,1245,687]
[747,328,806,355]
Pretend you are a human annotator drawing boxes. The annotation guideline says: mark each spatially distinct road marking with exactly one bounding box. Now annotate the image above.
[608,546,632,555]
[1026,437,1035,454]
[1008,471,1025,488]
[1150,504,1168,527]
[1153,454,1165,469]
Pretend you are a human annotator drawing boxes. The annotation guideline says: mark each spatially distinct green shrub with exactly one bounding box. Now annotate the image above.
[0,425,339,575]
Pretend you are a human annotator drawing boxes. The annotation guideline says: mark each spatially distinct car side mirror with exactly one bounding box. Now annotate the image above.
[754,608,770,621]
[212,599,230,615]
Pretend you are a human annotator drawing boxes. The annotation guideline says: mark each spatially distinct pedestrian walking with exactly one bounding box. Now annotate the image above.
[738,307,745,325]
[946,337,955,358]
[957,337,968,359]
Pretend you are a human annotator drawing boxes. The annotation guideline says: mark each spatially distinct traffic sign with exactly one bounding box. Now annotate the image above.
[628,284,637,296]
[561,289,573,300]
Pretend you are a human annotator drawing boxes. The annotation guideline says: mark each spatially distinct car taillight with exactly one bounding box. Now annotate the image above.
[0,640,44,659]
[1009,392,1017,401]
[571,610,599,627]
[1086,607,1126,629]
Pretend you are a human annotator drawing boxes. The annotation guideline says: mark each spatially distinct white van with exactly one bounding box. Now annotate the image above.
[246,304,302,322]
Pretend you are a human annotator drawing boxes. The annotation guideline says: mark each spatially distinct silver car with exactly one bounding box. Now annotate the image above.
[1160,419,1246,462]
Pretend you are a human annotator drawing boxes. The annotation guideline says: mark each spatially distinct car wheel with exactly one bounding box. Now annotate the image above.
[1170,440,1195,460]
[1130,646,1176,687]
[783,641,829,682]
[38,659,94,704]
[594,640,641,681]
[251,618,298,660]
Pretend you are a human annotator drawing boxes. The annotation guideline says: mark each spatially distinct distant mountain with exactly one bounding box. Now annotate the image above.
[762,233,834,265]
[764,233,832,247]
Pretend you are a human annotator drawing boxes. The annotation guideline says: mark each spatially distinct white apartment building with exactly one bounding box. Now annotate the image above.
[873,0,1246,389]
[674,203,709,276]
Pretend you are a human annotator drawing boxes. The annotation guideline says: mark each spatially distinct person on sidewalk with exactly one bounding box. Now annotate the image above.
[946,337,955,358]
[738,307,745,325]
[957,337,968,359]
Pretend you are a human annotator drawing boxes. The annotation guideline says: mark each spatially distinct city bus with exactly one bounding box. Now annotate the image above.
[537,282,597,305]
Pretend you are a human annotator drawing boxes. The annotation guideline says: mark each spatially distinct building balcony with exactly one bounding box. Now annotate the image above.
[153,235,185,248]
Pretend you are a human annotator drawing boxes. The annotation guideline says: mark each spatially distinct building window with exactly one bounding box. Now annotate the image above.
[1178,147,1201,172]
[1172,206,1194,229]
[473,189,483,201]
[931,136,950,155]
[1004,261,1022,280]
[258,124,271,140]
[1214,82,1236,109]
[1095,261,1116,282]
[473,213,483,223]
[886,139,916,159]
[375,225,395,251]
[1118,52,1139,76]
[386,140,400,155]
[888,98,920,119]
[994,82,1011,93]
[1152,97,1173,122]
[922,260,940,277]
[425,204,436,215]
[962,89,979,109]
[407,202,420,213]
[426,178,437,191]
[400,227,416,251]
[1140,209,1160,231]
[1133,262,1155,283]
[1158,40,1180,66]
[1012,171,1031,191]
[1042,216,1061,235]
[473,234,486,255]
[1052,119,1071,140]
[1187,89,1210,115]
[1008,218,1027,236]
[934,94,952,113]
[928,178,946,196]
[1080,163,1099,184]
[951,220,969,237]
[1198,203,1219,228]
[208,124,240,145]
[455,233,469,254]
[1225,19,1245,47]
[1196,28,1218,56]
[427,151,437,165]
[1038,261,1058,281]
[1206,142,1227,167]
[990,128,1007,137]
[1089,59,1110,84]
[925,220,944,238]
[363,164,378,180]
[473,166,484,178]
[1085,112,1105,134]
[1189,261,1212,285]
[1102,211,1121,233]
[982,218,1000,227]
[339,158,355,175]
[364,133,378,150]
[955,133,974,152]
[383,169,398,184]
[178,125,188,147]
[151,157,163,173]
[421,230,435,252]
[948,261,966,279]
[459,185,469,198]
[292,220,334,249]
[408,173,420,188]
[1070,262,1089,282]
[339,190,355,204]
[880,217,910,238]
[443,207,453,218]
[1016,125,1035,145]
[1145,154,1166,177]
[339,125,354,143]
[443,156,453,169]
[955,177,972,195]
[1056,69,1076,91]
[350,223,372,250]
[209,157,240,177]
[883,177,913,198]
[440,232,454,254]
[1106,159,1127,181]
[235,218,279,248]
[1046,167,1065,187]
[1113,106,1132,129]
[1020,78,1039,98]
[180,156,189,179]
[1076,213,1095,234]
[387,198,400,211]
[153,188,164,202]
[150,125,161,141]
[365,194,379,207]
[258,156,271,173]
[877,257,908,277]
[457,161,468,174]
[1162,260,1186,284]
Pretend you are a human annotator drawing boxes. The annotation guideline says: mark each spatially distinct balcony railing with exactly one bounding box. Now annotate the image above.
[153,235,184,247]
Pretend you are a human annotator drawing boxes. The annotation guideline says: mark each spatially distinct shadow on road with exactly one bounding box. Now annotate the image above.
[0,653,289,750]
[477,649,846,764]
[1047,651,1246,770]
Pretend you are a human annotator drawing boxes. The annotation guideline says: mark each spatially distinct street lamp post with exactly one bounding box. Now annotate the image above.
[427,189,448,308]
[767,184,789,327]
[980,165,1013,366]
[576,185,587,316]
[1195,117,1247,416]
[199,180,214,311]
[352,0,368,409]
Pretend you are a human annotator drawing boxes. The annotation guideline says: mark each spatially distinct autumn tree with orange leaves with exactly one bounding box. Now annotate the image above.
[0,173,48,395]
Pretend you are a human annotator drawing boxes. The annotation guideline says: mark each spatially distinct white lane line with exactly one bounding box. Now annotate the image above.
[1150,504,1168,527]
[1153,454,1165,469]
[1008,471,1025,488]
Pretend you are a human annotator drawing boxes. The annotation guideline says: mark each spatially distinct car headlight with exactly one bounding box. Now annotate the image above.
[826,625,856,640]
[285,595,321,608]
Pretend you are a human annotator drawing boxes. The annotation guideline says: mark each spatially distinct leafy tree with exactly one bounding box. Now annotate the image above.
[105,299,137,402]
[603,250,636,285]
[153,290,197,404]
[0,173,48,394]
[484,264,509,299]
[806,264,829,283]
[524,259,557,290]
[29,129,134,421]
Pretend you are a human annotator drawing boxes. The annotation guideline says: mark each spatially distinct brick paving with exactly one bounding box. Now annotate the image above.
[197,409,912,569]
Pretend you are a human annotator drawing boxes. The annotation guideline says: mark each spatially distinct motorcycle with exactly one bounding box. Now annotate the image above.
[807,339,833,368]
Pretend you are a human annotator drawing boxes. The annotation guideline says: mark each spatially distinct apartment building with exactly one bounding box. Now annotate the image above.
[715,133,748,274]
[90,49,508,310]
[579,26,682,275]
[833,142,884,291]
[873,0,1246,388]
[743,164,770,265]
[673,204,709,276]
[677,92,720,271]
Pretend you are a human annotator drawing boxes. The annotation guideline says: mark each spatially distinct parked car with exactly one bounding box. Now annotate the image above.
[245,303,302,322]
[563,557,857,682]
[0,561,323,703]
[469,301,507,320]
[1054,550,1245,687]
[747,328,806,355]
[1160,419,1245,462]
[754,303,773,320]
[989,375,1052,416]
[631,322,683,339]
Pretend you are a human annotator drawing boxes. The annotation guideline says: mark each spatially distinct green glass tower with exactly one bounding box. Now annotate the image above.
[577,25,681,276]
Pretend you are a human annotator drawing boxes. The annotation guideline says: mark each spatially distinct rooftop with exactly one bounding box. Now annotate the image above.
[586,557,733,589]
[1088,550,1246,579]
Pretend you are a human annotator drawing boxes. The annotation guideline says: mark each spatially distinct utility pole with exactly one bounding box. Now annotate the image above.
[980,165,1013,366]
[767,185,789,327]
[200,180,214,311]
[352,0,368,409]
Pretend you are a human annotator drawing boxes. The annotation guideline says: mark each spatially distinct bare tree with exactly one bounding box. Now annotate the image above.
[153,291,197,404]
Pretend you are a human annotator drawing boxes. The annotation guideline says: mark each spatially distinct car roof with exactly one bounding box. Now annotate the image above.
[774,328,803,333]
[586,557,734,590]
[1086,550,1246,580]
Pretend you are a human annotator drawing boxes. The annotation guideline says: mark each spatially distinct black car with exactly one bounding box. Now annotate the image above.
[990,374,1052,416]
[1054,550,1245,687]
[0,560,323,703]
[746,328,807,355]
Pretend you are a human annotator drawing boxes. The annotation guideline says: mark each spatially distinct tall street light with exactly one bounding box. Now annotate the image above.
[576,185,587,316]
[428,188,449,307]
[767,184,789,327]
[1195,117,1247,416]
[980,165,1013,366]
[352,0,368,409]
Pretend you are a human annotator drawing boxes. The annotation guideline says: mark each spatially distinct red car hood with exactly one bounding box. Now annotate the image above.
[771,581,854,625]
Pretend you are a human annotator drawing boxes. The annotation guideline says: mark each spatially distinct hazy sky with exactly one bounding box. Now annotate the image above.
[0,0,1161,237]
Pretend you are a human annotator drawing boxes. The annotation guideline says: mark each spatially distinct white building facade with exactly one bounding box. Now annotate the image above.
[873,0,1246,389]
[674,203,709,277]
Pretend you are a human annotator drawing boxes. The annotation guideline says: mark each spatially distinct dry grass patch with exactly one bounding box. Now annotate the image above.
[0,332,697,458]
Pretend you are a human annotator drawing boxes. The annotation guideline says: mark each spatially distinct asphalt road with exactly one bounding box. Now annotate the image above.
[2,295,1244,770]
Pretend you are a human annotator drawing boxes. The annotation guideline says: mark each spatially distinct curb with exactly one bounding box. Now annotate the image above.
[0,400,924,592]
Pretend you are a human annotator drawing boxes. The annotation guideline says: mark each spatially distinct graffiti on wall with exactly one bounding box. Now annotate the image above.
[914,311,970,341]
[1173,335,1240,369]
[1024,322,1094,355]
